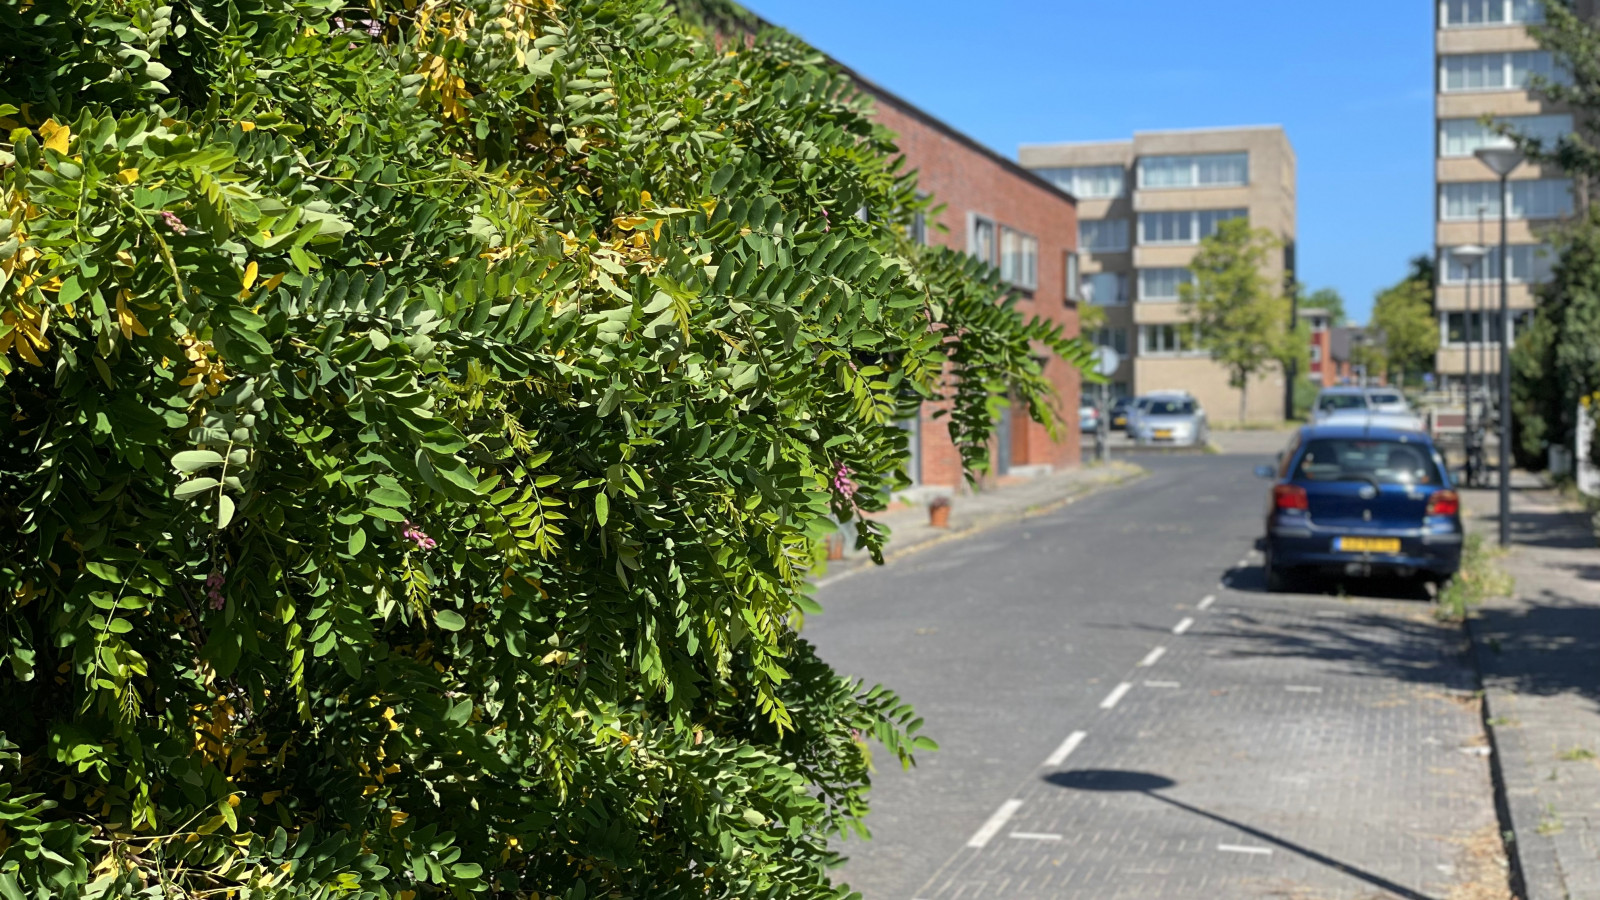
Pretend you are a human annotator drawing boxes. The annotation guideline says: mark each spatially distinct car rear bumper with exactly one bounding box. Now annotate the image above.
[1267,522,1462,577]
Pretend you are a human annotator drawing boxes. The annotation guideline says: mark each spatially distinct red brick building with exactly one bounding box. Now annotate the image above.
[844,69,1083,491]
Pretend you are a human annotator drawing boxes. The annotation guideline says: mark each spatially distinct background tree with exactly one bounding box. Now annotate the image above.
[1368,257,1440,387]
[1302,286,1347,326]
[0,1,1091,897]
[1511,208,1600,466]
[1181,218,1297,422]
[1503,2,1600,463]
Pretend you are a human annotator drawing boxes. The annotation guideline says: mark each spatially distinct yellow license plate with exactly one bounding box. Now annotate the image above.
[1113,416,1126,426]
[1154,429,1173,439]
[1336,537,1400,553]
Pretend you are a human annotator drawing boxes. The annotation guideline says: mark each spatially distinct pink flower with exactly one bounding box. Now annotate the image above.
[161,211,188,235]
[831,463,858,501]
[401,520,437,552]
[204,569,225,610]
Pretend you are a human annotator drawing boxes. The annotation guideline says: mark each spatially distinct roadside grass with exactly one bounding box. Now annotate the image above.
[1437,534,1515,622]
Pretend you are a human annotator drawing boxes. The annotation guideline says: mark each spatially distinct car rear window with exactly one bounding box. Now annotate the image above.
[1317,393,1368,412]
[1295,438,1440,486]
[1146,400,1195,415]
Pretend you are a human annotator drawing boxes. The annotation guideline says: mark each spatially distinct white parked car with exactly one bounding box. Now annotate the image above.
[1312,386,1423,431]
[1132,392,1208,447]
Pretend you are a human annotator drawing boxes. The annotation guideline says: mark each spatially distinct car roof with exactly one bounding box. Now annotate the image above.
[1316,386,1368,396]
[1297,422,1433,443]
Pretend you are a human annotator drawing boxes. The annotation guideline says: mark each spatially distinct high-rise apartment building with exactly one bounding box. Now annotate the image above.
[1019,127,1296,419]
[1434,0,1580,393]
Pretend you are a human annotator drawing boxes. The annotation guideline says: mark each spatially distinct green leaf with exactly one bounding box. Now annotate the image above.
[594,491,609,526]
[174,477,220,498]
[172,450,225,472]
[217,495,236,529]
[434,609,466,631]
[85,561,120,583]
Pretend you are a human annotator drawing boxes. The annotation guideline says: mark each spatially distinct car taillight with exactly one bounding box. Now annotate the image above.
[1427,490,1460,516]
[1273,484,1308,511]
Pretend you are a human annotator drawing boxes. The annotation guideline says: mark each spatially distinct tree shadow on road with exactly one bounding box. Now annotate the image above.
[1043,769,1438,900]
[1474,590,1600,711]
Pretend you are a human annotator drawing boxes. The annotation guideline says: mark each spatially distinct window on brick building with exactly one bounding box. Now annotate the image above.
[1138,209,1246,245]
[1035,165,1127,199]
[1000,227,1038,290]
[1138,323,1205,356]
[1079,219,1130,253]
[1137,153,1249,189]
[1441,51,1565,92]
[1082,272,1127,306]
[1065,252,1081,302]
[1138,267,1192,302]
[1442,0,1543,27]
[1091,326,1128,355]
[1440,180,1573,220]
[969,214,996,264]
[1439,114,1570,157]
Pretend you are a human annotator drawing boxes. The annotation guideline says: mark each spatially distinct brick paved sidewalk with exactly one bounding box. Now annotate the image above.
[1462,480,1600,900]
[819,461,1145,584]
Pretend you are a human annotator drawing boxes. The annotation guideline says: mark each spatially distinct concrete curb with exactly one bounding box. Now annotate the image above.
[815,464,1147,588]
[1466,616,1553,900]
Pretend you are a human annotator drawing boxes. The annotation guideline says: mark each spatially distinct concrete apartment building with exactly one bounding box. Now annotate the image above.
[861,77,1082,488]
[1018,127,1296,420]
[1433,0,1581,393]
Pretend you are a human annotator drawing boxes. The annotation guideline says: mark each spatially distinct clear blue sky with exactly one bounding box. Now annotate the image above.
[743,0,1436,325]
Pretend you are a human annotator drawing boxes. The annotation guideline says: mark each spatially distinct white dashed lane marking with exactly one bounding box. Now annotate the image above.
[1285,685,1323,693]
[1137,645,1167,667]
[1218,844,1273,856]
[1172,617,1195,635]
[1197,594,1215,611]
[1009,832,1063,841]
[966,799,1023,849]
[1144,680,1180,688]
[1044,730,1087,767]
[1099,682,1133,710]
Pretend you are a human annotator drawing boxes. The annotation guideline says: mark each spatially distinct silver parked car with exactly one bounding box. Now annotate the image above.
[1364,388,1410,416]
[1133,394,1208,447]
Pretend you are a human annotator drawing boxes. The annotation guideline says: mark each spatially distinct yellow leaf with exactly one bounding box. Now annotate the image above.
[261,272,285,292]
[241,261,258,291]
[39,119,69,154]
[639,190,652,205]
[116,290,148,340]
[238,121,255,132]
[116,168,140,185]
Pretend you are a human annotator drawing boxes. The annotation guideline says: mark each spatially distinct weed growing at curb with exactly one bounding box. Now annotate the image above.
[1438,534,1515,622]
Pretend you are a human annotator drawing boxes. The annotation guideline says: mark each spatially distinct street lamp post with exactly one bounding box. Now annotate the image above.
[1450,244,1487,487]
[1474,145,1524,547]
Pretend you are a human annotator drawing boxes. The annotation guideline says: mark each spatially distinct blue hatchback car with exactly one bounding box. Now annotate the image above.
[1256,423,1462,591]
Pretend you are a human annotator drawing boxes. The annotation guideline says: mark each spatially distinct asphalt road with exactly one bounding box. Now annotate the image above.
[807,452,1503,899]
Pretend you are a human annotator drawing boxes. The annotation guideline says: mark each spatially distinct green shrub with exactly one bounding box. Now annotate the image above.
[0,0,1088,897]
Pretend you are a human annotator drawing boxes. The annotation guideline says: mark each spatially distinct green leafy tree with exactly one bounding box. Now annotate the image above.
[0,2,1090,898]
[1369,259,1440,387]
[1512,207,1600,465]
[1302,286,1347,326]
[1505,2,1600,463]
[1181,218,1297,422]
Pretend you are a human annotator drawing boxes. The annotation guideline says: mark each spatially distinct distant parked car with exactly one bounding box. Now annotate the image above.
[1109,398,1133,431]
[1132,394,1208,447]
[1079,397,1101,432]
[1255,423,1462,592]
[1365,389,1410,415]
[1311,386,1370,423]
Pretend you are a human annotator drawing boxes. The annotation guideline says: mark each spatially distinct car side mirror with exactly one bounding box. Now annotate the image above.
[1254,464,1275,479]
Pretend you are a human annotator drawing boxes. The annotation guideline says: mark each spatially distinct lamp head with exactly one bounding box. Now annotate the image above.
[1450,244,1488,266]
[1474,146,1525,177]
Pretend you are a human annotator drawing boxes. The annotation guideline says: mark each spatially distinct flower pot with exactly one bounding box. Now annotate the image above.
[826,533,845,561]
[928,502,951,528]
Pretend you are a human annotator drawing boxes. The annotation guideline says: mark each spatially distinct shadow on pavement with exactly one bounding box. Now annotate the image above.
[1224,559,1435,602]
[1476,592,1600,710]
[1044,769,1436,900]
